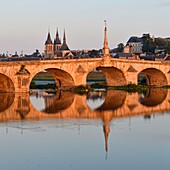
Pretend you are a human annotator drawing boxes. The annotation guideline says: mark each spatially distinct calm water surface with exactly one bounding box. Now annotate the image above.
[0,88,170,170]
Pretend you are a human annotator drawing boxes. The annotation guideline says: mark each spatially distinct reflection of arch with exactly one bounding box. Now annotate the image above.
[30,68,75,89]
[139,88,167,107]
[0,73,15,92]
[98,67,126,86]
[42,91,75,114]
[138,68,168,86]
[97,90,127,111]
[0,93,15,112]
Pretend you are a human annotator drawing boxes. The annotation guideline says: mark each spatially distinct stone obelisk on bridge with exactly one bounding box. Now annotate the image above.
[102,20,110,64]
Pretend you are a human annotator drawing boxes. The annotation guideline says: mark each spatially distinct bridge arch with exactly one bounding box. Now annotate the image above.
[30,68,75,90]
[87,67,126,86]
[138,68,168,86]
[0,73,15,92]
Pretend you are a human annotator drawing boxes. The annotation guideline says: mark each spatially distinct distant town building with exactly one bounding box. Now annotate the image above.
[165,37,170,42]
[12,52,20,58]
[124,36,143,54]
[124,44,130,53]
[154,46,165,54]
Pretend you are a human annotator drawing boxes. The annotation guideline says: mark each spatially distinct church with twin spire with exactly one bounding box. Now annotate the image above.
[44,29,74,59]
[44,21,110,60]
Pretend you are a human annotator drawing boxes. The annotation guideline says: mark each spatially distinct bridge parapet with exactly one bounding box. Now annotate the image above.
[0,58,170,92]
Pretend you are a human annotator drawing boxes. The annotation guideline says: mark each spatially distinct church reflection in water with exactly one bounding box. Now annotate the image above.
[0,88,170,153]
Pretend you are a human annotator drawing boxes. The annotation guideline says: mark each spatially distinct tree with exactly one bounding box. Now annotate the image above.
[155,38,168,48]
[165,43,170,54]
[117,43,124,52]
[142,34,155,54]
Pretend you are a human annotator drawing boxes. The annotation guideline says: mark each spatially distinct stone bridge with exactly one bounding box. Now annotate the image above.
[1,23,170,92]
[0,57,170,92]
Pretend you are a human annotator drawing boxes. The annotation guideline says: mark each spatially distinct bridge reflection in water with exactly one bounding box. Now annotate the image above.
[0,88,170,153]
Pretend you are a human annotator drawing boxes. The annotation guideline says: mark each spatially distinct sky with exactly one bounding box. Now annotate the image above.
[0,0,170,54]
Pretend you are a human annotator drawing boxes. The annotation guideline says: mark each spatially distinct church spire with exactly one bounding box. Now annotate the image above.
[60,29,70,51]
[56,28,59,37]
[102,20,110,57]
[63,29,66,43]
[54,28,61,44]
[45,30,53,45]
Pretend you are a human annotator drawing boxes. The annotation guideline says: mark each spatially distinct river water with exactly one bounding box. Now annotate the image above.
[0,88,170,170]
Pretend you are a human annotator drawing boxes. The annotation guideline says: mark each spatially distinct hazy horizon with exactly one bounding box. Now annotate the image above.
[0,0,170,54]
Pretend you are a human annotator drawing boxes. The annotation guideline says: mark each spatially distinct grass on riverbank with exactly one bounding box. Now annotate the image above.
[30,81,149,94]
[73,84,149,94]
[111,84,148,93]
[162,85,170,89]
[88,83,148,93]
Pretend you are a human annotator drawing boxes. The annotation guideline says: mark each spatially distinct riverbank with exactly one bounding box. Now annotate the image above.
[72,84,149,94]
[31,71,166,94]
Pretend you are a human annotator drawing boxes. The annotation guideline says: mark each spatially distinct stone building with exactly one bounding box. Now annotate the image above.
[44,29,74,59]
[124,36,143,54]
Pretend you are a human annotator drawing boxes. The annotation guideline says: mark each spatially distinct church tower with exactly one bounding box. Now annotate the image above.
[54,28,61,54]
[44,31,54,58]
